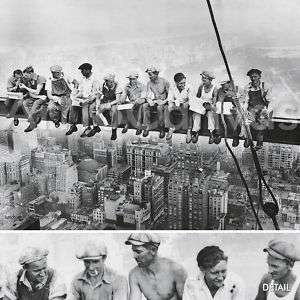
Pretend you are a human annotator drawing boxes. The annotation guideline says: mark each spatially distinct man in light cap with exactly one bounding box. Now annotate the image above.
[16,246,67,300]
[240,68,273,150]
[255,239,300,300]
[189,71,220,144]
[71,240,127,300]
[19,66,47,132]
[126,233,187,300]
[119,72,147,135]
[144,66,170,138]
[46,65,78,132]
[98,73,123,140]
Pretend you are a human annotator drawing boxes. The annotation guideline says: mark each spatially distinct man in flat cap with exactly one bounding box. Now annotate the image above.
[189,71,220,144]
[98,73,123,140]
[18,66,47,132]
[16,246,67,300]
[240,68,273,150]
[119,72,147,135]
[215,80,244,147]
[71,240,127,300]
[6,69,28,127]
[144,67,170,138]
[46,65,78,132]
[255,239,300,300]
[72,63,102,138]
[166,72,193,142]
[126,233,187,300]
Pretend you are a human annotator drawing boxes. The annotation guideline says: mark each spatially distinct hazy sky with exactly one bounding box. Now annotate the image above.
[0,232,300,300]
[0,0,300,48]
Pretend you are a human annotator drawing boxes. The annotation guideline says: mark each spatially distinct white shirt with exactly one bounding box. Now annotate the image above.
[78,74,101,98]
[267,277,300,300]
[183,272,246,300]
[168,84,191,106]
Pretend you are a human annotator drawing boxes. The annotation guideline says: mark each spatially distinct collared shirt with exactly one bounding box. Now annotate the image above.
[146,77,170,101]
[123,81,146,102]
[7,76,19,91]
[45,74,74,95]
[167,83,191,105]
[17,268,67,300]
[183,272,246,300]
[78,74,101,98]
[71,267,127,300]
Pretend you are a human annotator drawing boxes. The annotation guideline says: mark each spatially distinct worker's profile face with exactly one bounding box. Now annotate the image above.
[84,257,106,277]
[26,258,48,284]
[105,79,115,89]
[202,260,227,289]
[201,76,211,86]
[132,245,156,267]
[175,78,186,91]
[14,73,23,80]
[148,72,158,82]
[23,72,32,80]
[267,255,291,280]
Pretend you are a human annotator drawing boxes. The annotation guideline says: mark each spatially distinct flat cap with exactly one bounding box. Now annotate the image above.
[103,73,115,81]
[220,80,231,85]
[247,68,262,76]
[23,66,34,73]
[19,247,49,265]
[200,71,215,80]
[76,240,107,260]
[125,233,160,247]
[263,239,300,261]
[145,66,159,74]
[126,72,139,79]
[50,65,63,72]
[78,63,93,71]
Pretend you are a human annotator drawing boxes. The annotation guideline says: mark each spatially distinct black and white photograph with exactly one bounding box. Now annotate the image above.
[0,232,300,300]
[0,0,299,231]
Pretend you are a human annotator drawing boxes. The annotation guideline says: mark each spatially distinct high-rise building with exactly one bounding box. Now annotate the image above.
[167,172,189,229]
[0,162,6,186]
[208,188,228,229]
[19,156,30,185]
[56,163,78,192]
[268,144,297,170]
[127,141,172,176]
[81,183,96,207]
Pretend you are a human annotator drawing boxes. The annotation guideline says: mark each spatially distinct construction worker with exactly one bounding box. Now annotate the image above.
[240,68,273,150]
[166,72,193,143]
[190,71,220,144]
[144,67,170,139]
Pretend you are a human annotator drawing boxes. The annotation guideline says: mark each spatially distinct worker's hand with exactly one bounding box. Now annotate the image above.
[148,99,155,106]
[18,83,26,89]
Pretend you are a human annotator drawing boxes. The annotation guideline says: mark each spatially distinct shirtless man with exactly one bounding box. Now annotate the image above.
[125,233,187,300]
[255,239,300,300]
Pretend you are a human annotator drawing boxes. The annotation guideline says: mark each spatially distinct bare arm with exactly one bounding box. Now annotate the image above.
[255,275,270,300]
[129,270,142,300]
[113,276,128,300]
[295,284,300,300]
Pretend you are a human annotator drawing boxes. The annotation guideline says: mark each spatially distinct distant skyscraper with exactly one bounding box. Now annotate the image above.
[56,163,78,192]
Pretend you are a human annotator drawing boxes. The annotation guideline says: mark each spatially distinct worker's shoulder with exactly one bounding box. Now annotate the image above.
[159,257,186,273]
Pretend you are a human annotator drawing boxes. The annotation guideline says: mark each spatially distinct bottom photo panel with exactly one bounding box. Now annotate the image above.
[0,231,300,300]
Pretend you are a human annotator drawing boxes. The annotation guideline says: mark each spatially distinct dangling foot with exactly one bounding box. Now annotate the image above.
[86,126,101,137]
[13,118,19,126]
[111,128,117,140]
[121,124,129,134]
[66,124,78,136]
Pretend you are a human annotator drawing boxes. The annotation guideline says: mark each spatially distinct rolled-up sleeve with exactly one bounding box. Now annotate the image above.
[112,275,128,300]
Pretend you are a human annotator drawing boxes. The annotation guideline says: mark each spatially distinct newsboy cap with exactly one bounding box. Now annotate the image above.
[145,66,159,74]
[263,239,300,261]
[246,68,262,76]
[78,63,93,71]
[23,66,34,73]
[50,65,63,72]
[200,71,215,80]
[125,233,161,247]
[19,247,49,265]
[76,240,107,260]
[103,73,115,81]
[126,72,139,79]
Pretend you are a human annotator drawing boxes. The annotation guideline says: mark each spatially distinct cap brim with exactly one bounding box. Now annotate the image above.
[77,255,104,260]
[263,248,286,260]
[125,240,145,246]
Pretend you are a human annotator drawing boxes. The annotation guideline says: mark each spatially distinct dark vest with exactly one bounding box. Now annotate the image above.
[248,83,268,109]
[102,83,117,103]
[17,268,54,300]
[26,75,47,96]
[51,78,71,96]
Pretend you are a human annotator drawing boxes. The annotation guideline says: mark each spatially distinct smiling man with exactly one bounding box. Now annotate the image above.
[183,246,245,300]
[126,233,187,300]
[255,239,300,300]
[71,240,127,300]
[16,247,67,300]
